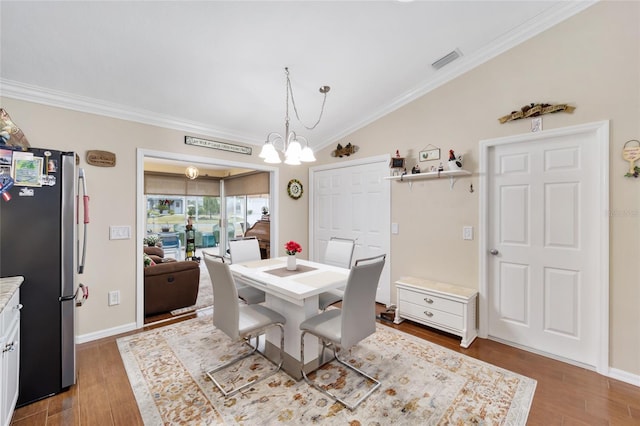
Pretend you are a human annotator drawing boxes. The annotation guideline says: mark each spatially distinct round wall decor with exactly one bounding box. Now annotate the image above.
[287,179,303,199]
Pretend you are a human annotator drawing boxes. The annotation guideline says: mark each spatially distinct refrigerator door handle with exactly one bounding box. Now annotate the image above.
[59,283,89,305]
[77,168,89,274]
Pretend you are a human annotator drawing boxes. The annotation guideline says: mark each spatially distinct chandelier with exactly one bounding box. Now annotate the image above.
[259,67,330,165]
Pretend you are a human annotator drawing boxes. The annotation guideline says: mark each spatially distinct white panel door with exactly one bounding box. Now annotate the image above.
[310,156,391,304]
[487,129,604,367]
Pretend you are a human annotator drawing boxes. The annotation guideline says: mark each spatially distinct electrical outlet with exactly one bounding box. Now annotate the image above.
[463,226,473,240]
[108,290,120,306]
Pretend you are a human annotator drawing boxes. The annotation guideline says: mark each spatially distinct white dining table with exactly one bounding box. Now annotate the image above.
[229,256,349,379]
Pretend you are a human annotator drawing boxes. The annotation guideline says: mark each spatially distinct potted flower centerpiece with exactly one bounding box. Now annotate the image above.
[284,240,302,271]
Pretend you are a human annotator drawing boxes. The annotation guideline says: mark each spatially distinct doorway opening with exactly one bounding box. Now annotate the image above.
[136,148,279,328]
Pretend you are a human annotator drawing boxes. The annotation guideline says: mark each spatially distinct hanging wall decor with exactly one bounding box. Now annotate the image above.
[623,139,640,178]
[498,103,575,124]
[185,136,252,155]
[86,150,116,167]
[0,108,30,149]
[287,179,303,200]
[331,142,359,158]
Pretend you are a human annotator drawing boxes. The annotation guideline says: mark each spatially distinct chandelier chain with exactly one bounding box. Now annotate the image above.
[286,71,328,131]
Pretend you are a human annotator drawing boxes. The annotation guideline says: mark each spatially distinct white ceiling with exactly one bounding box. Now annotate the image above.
[0,1,594,151]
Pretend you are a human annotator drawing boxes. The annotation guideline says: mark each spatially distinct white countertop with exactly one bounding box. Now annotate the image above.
[0,276,24,312]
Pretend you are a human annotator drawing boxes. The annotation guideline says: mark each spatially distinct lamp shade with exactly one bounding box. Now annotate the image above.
[300,146,316,162]
[264,150,282,164]
[185,166,199,180]
[259,142,278,159]
[285,139,302,159]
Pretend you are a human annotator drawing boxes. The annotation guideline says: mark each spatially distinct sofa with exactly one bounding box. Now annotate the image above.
[143,246,200,316]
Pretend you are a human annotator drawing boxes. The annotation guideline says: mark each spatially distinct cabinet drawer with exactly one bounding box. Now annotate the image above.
[398,288,463,316]
[400,300,463,330]
[1,291,21,335]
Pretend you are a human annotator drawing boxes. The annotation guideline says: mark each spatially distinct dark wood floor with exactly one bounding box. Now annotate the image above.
[11,304,640,425]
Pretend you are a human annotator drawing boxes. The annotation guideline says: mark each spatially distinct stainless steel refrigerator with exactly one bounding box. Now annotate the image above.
[0,147,89,406]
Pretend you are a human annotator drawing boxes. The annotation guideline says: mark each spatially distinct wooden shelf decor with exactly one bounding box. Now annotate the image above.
[498,103,575,124]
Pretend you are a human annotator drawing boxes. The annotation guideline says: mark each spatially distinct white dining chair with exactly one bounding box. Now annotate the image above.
[228,237,261,263]
[300,254,386,410]
[202,254,286,397]
[318,237,355,311]
[228,237,266,304]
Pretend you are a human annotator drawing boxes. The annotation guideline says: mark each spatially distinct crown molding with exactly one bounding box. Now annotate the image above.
[316,0,597,150]
[0,78,262,146]
[1,1,596,152]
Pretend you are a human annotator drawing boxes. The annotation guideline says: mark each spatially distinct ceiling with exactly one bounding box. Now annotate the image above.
[0,1,594,151]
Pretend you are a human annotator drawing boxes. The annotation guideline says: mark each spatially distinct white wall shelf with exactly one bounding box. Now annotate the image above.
[384,169,471,189]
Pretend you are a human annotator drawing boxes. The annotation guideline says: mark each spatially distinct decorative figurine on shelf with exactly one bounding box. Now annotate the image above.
[411,164,420,174]
[390,150,406,176]
[448,150,463,171]
[438,162,444,172]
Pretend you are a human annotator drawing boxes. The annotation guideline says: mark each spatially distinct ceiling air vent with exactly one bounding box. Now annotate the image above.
[431,49,462,70]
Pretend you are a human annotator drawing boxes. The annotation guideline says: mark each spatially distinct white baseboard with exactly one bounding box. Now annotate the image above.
[608,367,640,387]
[75,322,138,344]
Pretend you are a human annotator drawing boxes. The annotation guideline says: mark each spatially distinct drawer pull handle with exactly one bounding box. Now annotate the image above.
[424,298,434,304]
[423,311,434,317]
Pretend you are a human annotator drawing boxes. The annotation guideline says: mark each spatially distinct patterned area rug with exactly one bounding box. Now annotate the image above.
[170,260,213,316]
[117,315,536,425]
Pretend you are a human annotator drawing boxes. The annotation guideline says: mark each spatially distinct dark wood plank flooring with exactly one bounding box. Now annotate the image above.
[11,305,640,425]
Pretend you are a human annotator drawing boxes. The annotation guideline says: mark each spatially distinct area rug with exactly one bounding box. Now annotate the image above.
[117,315,536,425]
[170,261,213,316]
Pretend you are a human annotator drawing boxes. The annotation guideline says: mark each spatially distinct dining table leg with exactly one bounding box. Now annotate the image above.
[263,293,322,380]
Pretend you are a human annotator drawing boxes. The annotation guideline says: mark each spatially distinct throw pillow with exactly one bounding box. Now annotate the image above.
[143,252,156,267]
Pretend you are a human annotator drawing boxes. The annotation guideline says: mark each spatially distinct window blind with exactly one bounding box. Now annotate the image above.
[144,173,220,196]
[224,172,269,196]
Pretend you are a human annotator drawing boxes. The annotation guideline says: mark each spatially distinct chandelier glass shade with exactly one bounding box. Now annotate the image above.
[259,67,328,165]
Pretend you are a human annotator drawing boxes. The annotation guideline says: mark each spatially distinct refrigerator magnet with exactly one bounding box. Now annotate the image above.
[41,175,56,186]
[12,157,43,187]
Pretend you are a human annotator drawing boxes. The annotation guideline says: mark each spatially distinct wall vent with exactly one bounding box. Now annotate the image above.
[431,49,462,70]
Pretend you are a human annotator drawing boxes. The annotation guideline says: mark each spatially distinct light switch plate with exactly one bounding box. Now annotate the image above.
[110,225,131,240]
[463,226,473,240]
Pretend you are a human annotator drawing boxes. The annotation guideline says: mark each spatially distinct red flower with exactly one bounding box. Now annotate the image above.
[284,240,302,255]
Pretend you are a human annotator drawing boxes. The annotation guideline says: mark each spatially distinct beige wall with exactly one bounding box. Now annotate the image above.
[0,99,310,339]
[0,1,637,376]
[313,1,638,376]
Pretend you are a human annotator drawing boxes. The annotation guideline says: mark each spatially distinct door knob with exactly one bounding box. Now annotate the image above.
[490,249,499,255]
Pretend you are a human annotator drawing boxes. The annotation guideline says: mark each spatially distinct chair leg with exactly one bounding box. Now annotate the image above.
[300,331,380,411]
[206,323,285,398]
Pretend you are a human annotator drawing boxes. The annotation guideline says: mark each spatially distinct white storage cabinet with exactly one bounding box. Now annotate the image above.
[1,288,21,426]
[394,276,478,348]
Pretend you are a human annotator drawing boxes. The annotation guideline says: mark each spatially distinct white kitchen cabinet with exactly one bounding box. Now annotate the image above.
[0,278,22,426]
[394,276,478,348]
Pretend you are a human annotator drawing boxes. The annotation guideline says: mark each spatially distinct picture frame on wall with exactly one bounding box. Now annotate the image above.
[419,148,440,162]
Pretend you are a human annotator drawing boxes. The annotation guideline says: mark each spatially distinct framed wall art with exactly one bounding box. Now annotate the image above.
[419,147,440,162]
